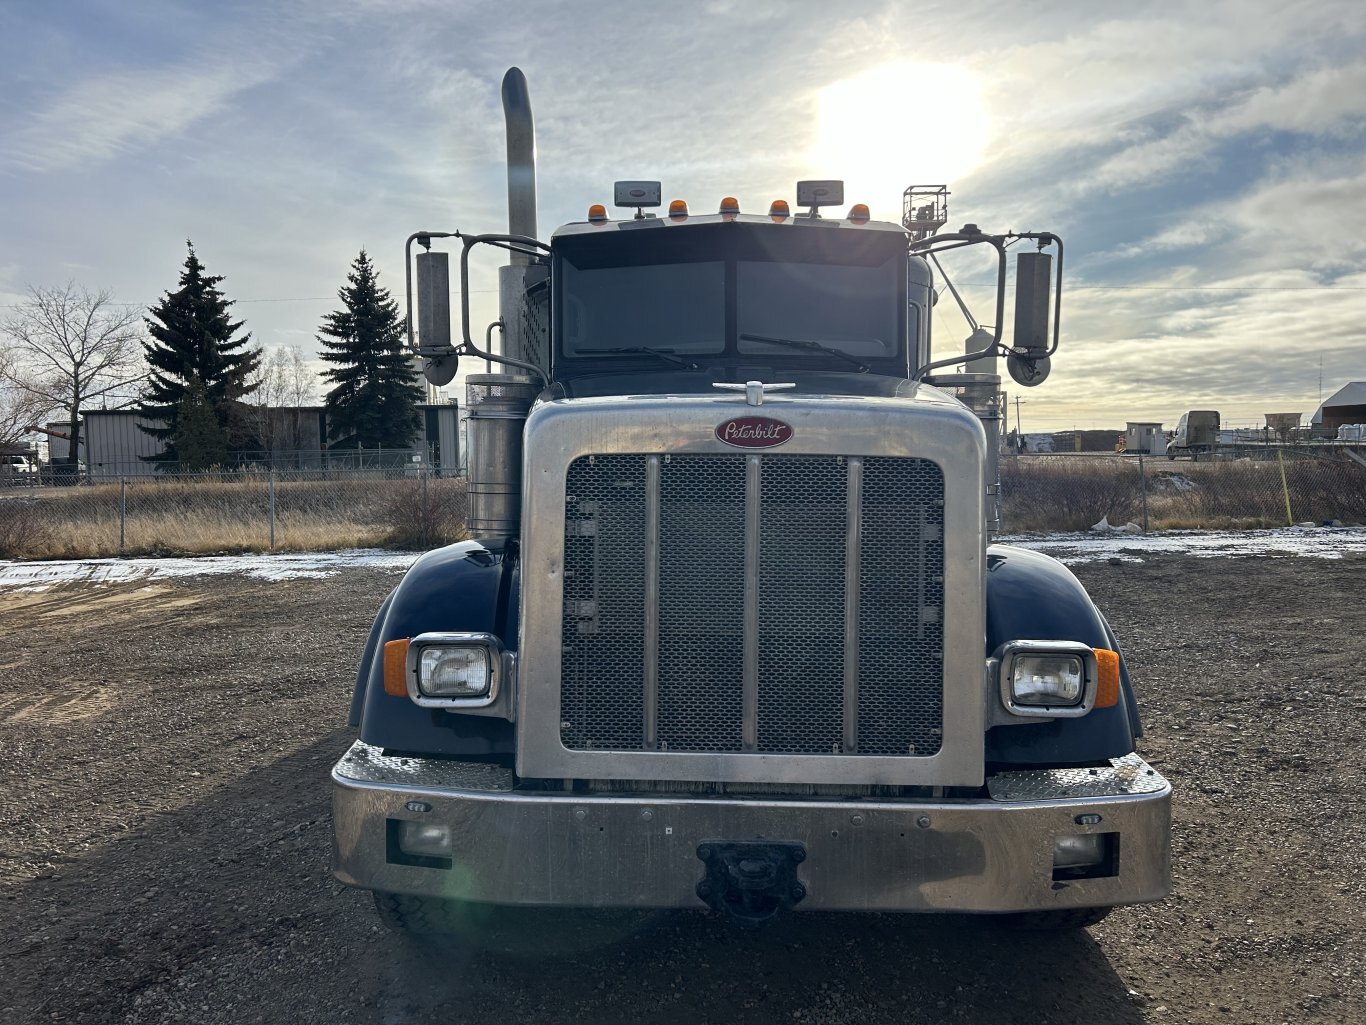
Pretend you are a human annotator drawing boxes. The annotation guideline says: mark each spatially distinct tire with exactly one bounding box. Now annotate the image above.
[372,890,470,935]
[371,890,659,956]
[995,906,1112,931]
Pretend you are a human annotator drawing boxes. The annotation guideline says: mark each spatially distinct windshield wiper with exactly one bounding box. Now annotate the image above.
[578,346,701,370]
[739,333,870,373]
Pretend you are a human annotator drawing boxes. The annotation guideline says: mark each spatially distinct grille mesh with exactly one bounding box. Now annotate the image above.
[857,457,945,756]
[757,457,847,753]
[560,455,646,750]
[559,453,945,758]
[657,456,746,751]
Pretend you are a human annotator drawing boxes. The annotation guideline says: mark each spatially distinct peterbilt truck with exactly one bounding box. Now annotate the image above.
[331,68,1171,935]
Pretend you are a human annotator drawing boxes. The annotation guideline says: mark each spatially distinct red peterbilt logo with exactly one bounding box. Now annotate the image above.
[715,415,793,448]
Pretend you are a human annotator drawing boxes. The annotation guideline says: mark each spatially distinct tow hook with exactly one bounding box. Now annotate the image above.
[695,841,807,928]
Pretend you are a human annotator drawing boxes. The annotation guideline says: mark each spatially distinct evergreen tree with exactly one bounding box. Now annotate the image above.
[173,376,229,471]
[318,250,423,451]
[141,242,260,463]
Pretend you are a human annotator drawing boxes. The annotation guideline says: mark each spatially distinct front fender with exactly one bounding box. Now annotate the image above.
[984,544,1140,766]
[353,540,519,757]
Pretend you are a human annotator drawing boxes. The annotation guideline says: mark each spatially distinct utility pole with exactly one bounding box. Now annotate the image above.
[1014,395,1025,437]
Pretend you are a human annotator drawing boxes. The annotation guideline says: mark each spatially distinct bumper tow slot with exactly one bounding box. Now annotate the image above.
[695,841,807,927]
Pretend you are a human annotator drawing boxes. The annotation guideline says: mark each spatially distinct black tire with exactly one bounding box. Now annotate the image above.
[996,906,1112,931]
[372,890,470,934]
[371,890,659,956]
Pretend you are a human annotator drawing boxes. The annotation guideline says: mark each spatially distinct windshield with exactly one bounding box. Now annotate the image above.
[737,259,899,358]
[561,258,724,355]
[555,222,905,369]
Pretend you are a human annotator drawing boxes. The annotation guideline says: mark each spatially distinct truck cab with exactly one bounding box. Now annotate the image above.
[331,69,1170,936]
[1168,409,1220,460]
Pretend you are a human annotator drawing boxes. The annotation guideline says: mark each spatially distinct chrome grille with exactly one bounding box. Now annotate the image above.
[655,456,746,751]
[857,457,945,756]
[558,453,945,757]
[561,455,646,750]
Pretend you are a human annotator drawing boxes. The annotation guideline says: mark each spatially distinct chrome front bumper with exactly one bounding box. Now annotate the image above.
[332,741,1170,913]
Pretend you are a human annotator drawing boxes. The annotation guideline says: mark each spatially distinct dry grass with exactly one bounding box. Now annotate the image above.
[1001,455,1366,532]
[5,456,1363,561]
[0,475,468,560]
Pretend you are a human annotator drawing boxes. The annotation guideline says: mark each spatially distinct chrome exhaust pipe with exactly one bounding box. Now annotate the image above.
[501,67,538,261]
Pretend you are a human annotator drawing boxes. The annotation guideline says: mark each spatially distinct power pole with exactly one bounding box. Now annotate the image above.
[1014,395,1025,437]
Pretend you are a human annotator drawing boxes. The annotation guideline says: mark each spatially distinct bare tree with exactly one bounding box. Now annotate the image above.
[246,344,320,458]
[0,343,53,448]
[2,284,144,471]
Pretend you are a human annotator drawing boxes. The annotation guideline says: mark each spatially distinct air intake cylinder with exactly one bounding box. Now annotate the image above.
[465,374,539,537]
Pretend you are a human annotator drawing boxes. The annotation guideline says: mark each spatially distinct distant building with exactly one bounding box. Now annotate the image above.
[1124,422,1165,456]
[1312,382,1366,433]
[53,404,460,481]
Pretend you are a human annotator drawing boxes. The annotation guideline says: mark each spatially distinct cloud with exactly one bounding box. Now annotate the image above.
[2,56,288,174]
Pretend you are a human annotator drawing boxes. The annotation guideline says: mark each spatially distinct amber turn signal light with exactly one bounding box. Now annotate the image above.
[1094,648,1120,708]
[383,638,411,697]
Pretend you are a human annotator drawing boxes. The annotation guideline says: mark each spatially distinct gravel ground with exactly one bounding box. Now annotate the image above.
[1,550,1363,1024]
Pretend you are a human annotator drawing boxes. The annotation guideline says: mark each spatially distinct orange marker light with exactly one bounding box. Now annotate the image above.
[768,199,790,221]
[1094,649,1121,708]
[848,203,870,224]
[718,196,740,219]
[383,638,411,697]
[587,204,608,224]
[668,199,689,221]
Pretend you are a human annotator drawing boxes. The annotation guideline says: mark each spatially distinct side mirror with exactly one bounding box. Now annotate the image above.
[1009,251,1052,387]
[415,250,457,386]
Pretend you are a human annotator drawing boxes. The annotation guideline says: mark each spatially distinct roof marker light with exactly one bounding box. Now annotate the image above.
[587,204,608,225]
[768,199,790,222]
[668,199,689,221]
[719,196,740,220]
[848,203,871,225]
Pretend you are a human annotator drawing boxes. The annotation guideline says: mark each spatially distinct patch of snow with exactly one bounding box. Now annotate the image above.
[998,525,1366,564]
[1089,516,1142,534]
[0,549,421,591]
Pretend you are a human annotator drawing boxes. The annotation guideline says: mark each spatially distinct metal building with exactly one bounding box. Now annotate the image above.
[53,403,460,481]
[1312,382,1366,433]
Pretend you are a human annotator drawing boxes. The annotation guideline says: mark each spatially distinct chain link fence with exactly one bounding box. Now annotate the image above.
[1000,452,1366,533]
[5,451,1365,560]
[0,469,468,560]
[74,447,461,483]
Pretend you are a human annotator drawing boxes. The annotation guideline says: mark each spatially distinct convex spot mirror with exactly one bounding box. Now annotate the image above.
[1008,353,1051,387]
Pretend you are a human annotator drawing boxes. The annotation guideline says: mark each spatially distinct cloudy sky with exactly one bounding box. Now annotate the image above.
[3,0,1363,431]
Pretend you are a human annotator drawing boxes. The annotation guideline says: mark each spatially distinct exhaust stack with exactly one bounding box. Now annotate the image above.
[502,68,538,259]
[497,67,549,368]
[466,69,548,539]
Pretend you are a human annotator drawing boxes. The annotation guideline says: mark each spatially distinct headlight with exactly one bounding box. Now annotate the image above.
[997,640,1098,717]
[419,646,491,698]
[1010,654,1084,706]
[404,632,505,708]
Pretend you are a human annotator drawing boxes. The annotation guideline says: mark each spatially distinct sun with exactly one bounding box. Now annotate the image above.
[809,62,990,218]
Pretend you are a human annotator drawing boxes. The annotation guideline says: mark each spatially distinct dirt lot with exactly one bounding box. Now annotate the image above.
[1,551,1363,1024]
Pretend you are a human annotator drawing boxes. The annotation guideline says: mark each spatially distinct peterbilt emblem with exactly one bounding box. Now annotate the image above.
[716,416,793,448]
